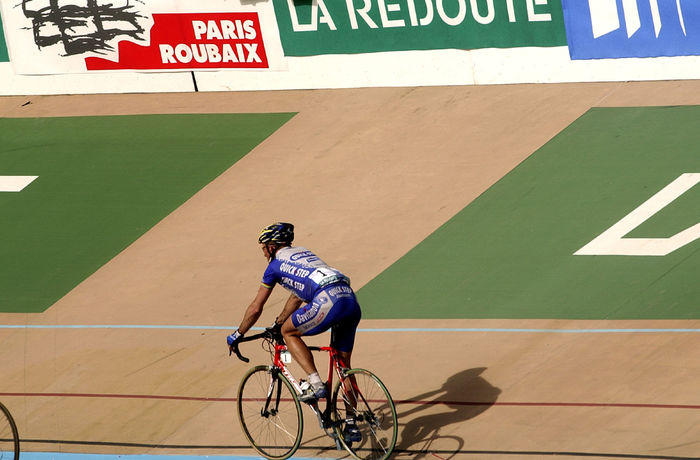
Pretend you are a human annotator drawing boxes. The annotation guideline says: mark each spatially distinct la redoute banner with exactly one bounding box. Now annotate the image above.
[0,0,286,74]
[0,8,8,62]
[272,0,567,55]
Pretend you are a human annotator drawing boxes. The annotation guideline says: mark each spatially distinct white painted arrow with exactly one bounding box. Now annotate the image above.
[575,173,700,256]
[0,176,39,192]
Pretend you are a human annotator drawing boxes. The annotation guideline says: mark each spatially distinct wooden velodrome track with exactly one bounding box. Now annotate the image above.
[1,82,699,460]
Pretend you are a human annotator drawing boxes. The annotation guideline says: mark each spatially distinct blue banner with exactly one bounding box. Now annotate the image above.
[562,0,700,59]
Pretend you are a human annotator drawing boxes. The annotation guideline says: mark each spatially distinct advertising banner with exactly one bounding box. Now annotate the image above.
[0,0,286,74]
[272,0,567,56]
[0,8,8,62]
[562,0,700,59]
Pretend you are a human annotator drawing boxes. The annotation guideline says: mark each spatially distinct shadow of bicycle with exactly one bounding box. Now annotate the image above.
[396,367,501,459]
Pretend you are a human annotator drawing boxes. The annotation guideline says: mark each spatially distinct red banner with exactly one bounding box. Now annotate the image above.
[86,13,269,71]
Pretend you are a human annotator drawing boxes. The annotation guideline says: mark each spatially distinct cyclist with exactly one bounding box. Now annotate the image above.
[227,222,362,415]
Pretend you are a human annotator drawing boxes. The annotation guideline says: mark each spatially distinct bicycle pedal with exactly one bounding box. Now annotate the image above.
[343,423,362,443]
[299,384,327,403]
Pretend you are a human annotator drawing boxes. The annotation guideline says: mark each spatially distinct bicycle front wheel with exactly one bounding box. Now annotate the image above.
[332,368,398,460]
[0,402,19,460]
[237,365,303,460]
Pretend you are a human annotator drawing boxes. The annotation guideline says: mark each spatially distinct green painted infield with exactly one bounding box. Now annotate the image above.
[358,106,700,319]
[0,113,295,313]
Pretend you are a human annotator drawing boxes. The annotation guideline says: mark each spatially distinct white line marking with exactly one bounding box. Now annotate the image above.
[575,173,700,256]
[0,175,38,192]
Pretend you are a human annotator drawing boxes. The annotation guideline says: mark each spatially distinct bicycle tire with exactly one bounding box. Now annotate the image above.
[332,368,398,460]
[0,402,19,460]
[237,365,303,460]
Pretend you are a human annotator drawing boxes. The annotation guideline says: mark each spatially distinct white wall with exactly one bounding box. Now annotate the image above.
[4,47,700,96]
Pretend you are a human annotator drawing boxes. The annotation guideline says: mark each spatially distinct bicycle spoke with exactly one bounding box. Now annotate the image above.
[333,369,397,460]
[237,366,303,460]
[268,415,298,441]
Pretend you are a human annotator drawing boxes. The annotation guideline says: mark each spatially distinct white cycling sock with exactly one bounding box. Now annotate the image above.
[309,372,323,389]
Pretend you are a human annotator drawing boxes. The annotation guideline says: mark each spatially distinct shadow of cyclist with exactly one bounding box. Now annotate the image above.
[396,367,501,459]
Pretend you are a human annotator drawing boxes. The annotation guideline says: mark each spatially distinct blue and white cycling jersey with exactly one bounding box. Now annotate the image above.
[262,246,360,352]
[261,246,350,302]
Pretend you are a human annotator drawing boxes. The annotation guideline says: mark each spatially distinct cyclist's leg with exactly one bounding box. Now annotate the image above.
[281,320,317,375]
[329,298,362,433]
[284,288,359,390]
[338,349,352,369]
[282,323,327,402]
[331,301,361,369]
[281,291,334,374]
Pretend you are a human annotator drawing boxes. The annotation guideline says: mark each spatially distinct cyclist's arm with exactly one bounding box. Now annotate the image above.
[237,285,273,334]
[276,293,304,325]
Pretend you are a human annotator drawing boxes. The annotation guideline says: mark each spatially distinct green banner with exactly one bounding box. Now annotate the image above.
[0,10,9,62]
[272,0,567,56]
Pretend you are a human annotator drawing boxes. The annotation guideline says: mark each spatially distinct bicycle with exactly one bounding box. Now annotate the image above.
[0,401,19,460]
[229,327,398,460]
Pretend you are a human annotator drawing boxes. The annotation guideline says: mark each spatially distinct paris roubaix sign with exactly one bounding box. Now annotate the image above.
[0,0,286,74]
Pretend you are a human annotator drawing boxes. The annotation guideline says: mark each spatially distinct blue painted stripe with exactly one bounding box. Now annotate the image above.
[0,325,699,333]
[17,453,319,460]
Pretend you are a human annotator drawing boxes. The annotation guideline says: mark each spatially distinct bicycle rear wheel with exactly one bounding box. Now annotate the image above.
[237,365,303,460]
[0,402,19,460]
[332,368,398,460]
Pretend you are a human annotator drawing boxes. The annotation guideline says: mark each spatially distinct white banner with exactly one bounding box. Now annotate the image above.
[0,0,286,74]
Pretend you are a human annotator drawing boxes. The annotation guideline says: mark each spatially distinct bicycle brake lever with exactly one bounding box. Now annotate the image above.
[230,345,250,363]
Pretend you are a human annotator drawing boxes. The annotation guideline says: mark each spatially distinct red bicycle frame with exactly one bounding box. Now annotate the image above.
[272,343,349,397]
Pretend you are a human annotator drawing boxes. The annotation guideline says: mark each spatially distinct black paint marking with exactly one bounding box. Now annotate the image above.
[20,0,147,56]
[191,71,199,92]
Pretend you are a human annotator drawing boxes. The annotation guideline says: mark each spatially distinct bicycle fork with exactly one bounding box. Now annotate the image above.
[262,369,284,418]
[271,366,344,450]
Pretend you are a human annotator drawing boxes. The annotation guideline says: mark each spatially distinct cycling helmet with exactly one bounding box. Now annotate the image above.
[258,222,294,245]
